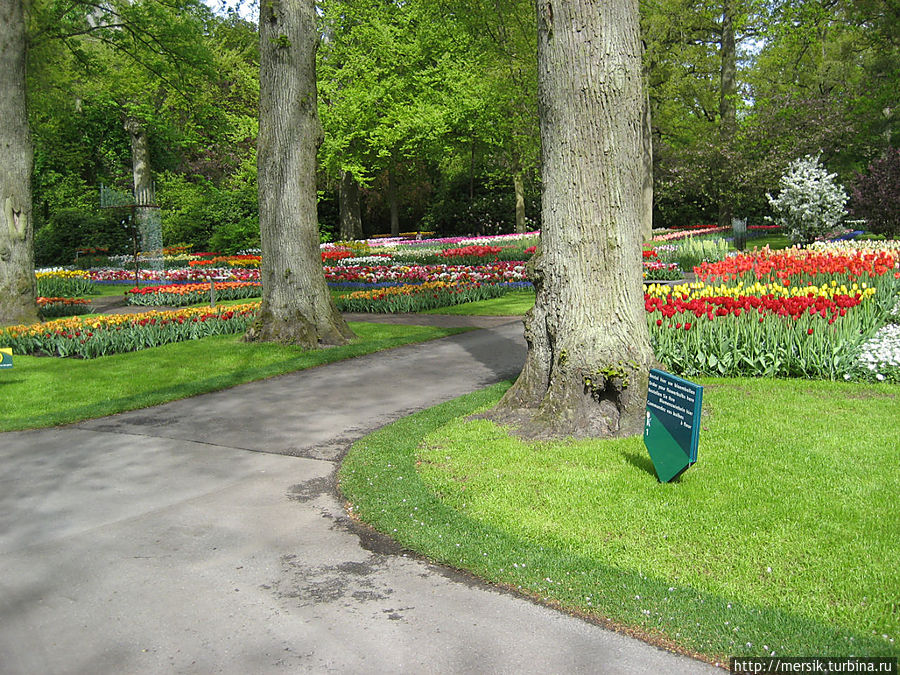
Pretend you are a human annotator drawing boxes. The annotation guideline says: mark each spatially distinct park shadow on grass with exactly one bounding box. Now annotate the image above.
[339,382,898,663]
[621,450,657,478]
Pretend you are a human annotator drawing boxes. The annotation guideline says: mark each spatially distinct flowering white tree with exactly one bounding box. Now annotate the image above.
[767,154,848,245]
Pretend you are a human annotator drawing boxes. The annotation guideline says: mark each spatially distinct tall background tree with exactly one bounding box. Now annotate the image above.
[0,0,38,327]
[486,0,653,438]
[246,0,352,346]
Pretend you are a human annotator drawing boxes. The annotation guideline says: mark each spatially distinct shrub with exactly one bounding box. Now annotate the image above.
[767,154,848,245]
[33,208,131,266]
[850,147,900,238]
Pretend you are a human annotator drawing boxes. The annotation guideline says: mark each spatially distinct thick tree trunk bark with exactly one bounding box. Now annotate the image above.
[339,170,363,240]
[485,0,653,439]
[513,172,526,234]
[0,0,38,327]
[717,0,737,230]
[388,166,399,237]
[123,114,155,253]
[641,89,654,242]
[248,0,353,347]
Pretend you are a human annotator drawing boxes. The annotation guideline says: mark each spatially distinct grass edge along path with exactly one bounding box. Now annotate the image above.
[339,380,899,664]
[1,322,470,431]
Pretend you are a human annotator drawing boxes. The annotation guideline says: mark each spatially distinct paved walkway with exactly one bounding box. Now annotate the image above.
[0,316,721,674]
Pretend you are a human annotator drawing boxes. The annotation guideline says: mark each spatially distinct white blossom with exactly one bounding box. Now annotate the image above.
[767,154,849,245]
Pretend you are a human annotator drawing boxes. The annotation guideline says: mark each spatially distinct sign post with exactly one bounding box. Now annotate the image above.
[644,368,703,482]
[0,348,12,369]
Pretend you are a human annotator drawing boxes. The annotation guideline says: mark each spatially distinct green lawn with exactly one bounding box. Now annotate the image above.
[80,282,136,298]
[424,290,535,316]
[1,322,468,431]
[744,233,793,250]
[340,378,900,662]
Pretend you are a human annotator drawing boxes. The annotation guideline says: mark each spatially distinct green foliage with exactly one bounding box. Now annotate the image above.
[851,147,900,238]
[317,0,539,235]
[33,208,131,265]
[157,169,259,252]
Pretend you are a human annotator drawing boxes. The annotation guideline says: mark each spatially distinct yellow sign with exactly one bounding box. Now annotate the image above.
[0,348,12,369]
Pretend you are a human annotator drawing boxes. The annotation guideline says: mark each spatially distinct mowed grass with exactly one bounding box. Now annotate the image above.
[744,233,793,250]
[0,322,468,431]
[339,378,899,662]
[424,290,536,316]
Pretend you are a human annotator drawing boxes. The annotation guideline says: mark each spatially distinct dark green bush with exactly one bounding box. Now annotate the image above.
[34,208,131,266]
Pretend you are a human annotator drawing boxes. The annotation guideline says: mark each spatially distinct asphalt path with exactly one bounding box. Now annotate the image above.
[0,316,721,674]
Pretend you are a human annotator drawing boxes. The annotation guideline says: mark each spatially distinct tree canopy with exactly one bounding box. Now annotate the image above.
[8,0,898,263]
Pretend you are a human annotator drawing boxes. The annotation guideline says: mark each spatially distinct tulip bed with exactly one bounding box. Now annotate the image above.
[36,270,95,297]
[1,304,259,358]
[37,297,92,319]
[647,248,900,380]
[125,281,262,306]
[334,281,528,313]
[324,261,528,286]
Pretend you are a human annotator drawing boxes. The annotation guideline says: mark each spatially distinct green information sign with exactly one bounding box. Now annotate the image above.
[0,348,12,369]
[644,369,703,482]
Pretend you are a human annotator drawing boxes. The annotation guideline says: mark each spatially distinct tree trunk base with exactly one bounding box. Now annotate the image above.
[477,365,650,441]
[243,305,353,348]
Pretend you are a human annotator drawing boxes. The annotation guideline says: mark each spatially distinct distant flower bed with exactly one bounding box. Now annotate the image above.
[322,249,355,262]
[37,297,92,319]
[325,262,528,285]
[439,245,503,258]
[1,304,259,359]
[125,281,262,306]
[651,227,730,242]
[642,261,683,280]
[334,281,522,313]
[362,231,540,248]
[189,254,261,268]
[86,267,261,283]
[35,270,95,297]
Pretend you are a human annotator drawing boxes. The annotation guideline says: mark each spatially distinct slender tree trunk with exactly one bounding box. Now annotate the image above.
[123,114,155,252]
[388,166,399,236]
[717,0,737,230]
[339,170,363,240]
[0,0,38,327]
[485,0,653,439]
[247,0,353,347]
[469,138,475,205]
[641,88,654,242]
[513,171,526,234]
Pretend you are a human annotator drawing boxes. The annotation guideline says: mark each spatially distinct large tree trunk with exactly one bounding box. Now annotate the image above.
[485,0,653,439]
[339,170,363,240]
[247,0,353,347]
[717,0,737,230]
[123,114,156,253]
[513,171,526,234]
[0,0,38,327]
[640,88,654,242]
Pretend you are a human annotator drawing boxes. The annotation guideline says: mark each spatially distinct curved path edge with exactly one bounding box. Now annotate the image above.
[0,318,723,674]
